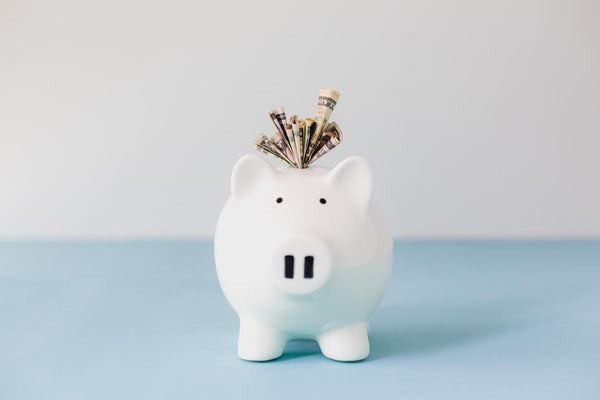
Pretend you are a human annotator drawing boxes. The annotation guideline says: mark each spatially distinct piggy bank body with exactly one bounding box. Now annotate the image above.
[214,155,393,361]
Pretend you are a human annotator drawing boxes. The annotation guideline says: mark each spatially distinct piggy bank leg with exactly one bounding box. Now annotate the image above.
[238,318,287,361]
[318,322,369,362]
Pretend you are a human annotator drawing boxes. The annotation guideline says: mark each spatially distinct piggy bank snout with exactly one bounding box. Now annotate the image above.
[270,236,332,296]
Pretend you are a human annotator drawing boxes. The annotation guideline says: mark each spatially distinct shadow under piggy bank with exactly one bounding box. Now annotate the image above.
[275,297,548,362]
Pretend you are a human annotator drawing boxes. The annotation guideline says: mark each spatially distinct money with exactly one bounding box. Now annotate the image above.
[307,89,340,160]
[315,89,340,122]
[290,115,303,168]
[296,118,306,168]
[303,119,316,164]
[271,131,295,163]
[268,108,290,146]
[255,133,294,167]
[254,89,343,168]
[256,144,294,166]
[309,122,342,163]
[285,124,297,165]
[310,136,341,163]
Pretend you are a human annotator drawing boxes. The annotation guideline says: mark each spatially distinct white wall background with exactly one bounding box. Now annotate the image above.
[1,0,599,239]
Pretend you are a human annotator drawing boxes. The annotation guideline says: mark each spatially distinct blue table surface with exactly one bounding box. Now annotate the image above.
[1,240,599,400]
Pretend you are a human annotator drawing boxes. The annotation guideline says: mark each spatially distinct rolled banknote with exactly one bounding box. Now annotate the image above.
[268,108,290,146]
[296,119,306,168]
[310,136,340,163]
[255,133,286,158]
[290,116,303,168]
[305,119,326,163]
[306,90,340,161]
[276,106,288,132]
[285,124,297,165]
[313,121,341,152]
[315,89,340,122]
[302,119,316,164]
[257,133,295,165]
[306,120,326,160]
[323,121,342,141]
[309,122,342,163]
[255,144,294,166]
[271,131,297,166]
[255,133,294,167]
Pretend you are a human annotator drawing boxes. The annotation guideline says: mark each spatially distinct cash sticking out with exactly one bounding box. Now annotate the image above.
[254,89,342,168]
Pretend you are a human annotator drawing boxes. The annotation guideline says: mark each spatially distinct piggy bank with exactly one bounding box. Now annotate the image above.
[214,154,393,361]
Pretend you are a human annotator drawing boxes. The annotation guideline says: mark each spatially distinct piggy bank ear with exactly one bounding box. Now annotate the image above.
[231,154,276,200]
[327,156,373,209]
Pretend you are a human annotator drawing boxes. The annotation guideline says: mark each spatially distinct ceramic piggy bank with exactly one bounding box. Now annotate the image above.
[214,154,393,361]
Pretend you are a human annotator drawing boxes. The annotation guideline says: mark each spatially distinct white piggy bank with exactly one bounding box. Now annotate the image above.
[214,154,393,362]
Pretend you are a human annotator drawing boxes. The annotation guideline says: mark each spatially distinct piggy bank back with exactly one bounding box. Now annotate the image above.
[214,154,393,361]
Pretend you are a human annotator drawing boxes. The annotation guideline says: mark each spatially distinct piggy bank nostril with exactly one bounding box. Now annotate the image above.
[270,238,331,295]
[284,255,294,279]
[304,256,314,279]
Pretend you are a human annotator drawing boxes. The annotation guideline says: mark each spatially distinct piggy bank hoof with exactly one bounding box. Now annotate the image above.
[237,319,287,361]
[318,322,370,362]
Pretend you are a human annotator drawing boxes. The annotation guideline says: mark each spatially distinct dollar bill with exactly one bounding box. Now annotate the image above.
[315,89,340,122]
[255,89,342,168]
[255,143,294,166]
[306,120,326,160]
[275,107,288,135]
[309,122,342,163]
[313,121,341,151]
[271,131,297,166]
[255,133,295,166]
[296,118,306,168]
[302,119,316,164]
[268,108,290,147]
[310,135,340,163]
[306,89,341,160]
[290,115,303,168]
[285,124,297,165]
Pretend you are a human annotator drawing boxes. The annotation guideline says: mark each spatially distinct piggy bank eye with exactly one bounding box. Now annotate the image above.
[276,197,283,203]
[319,198,327,204]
